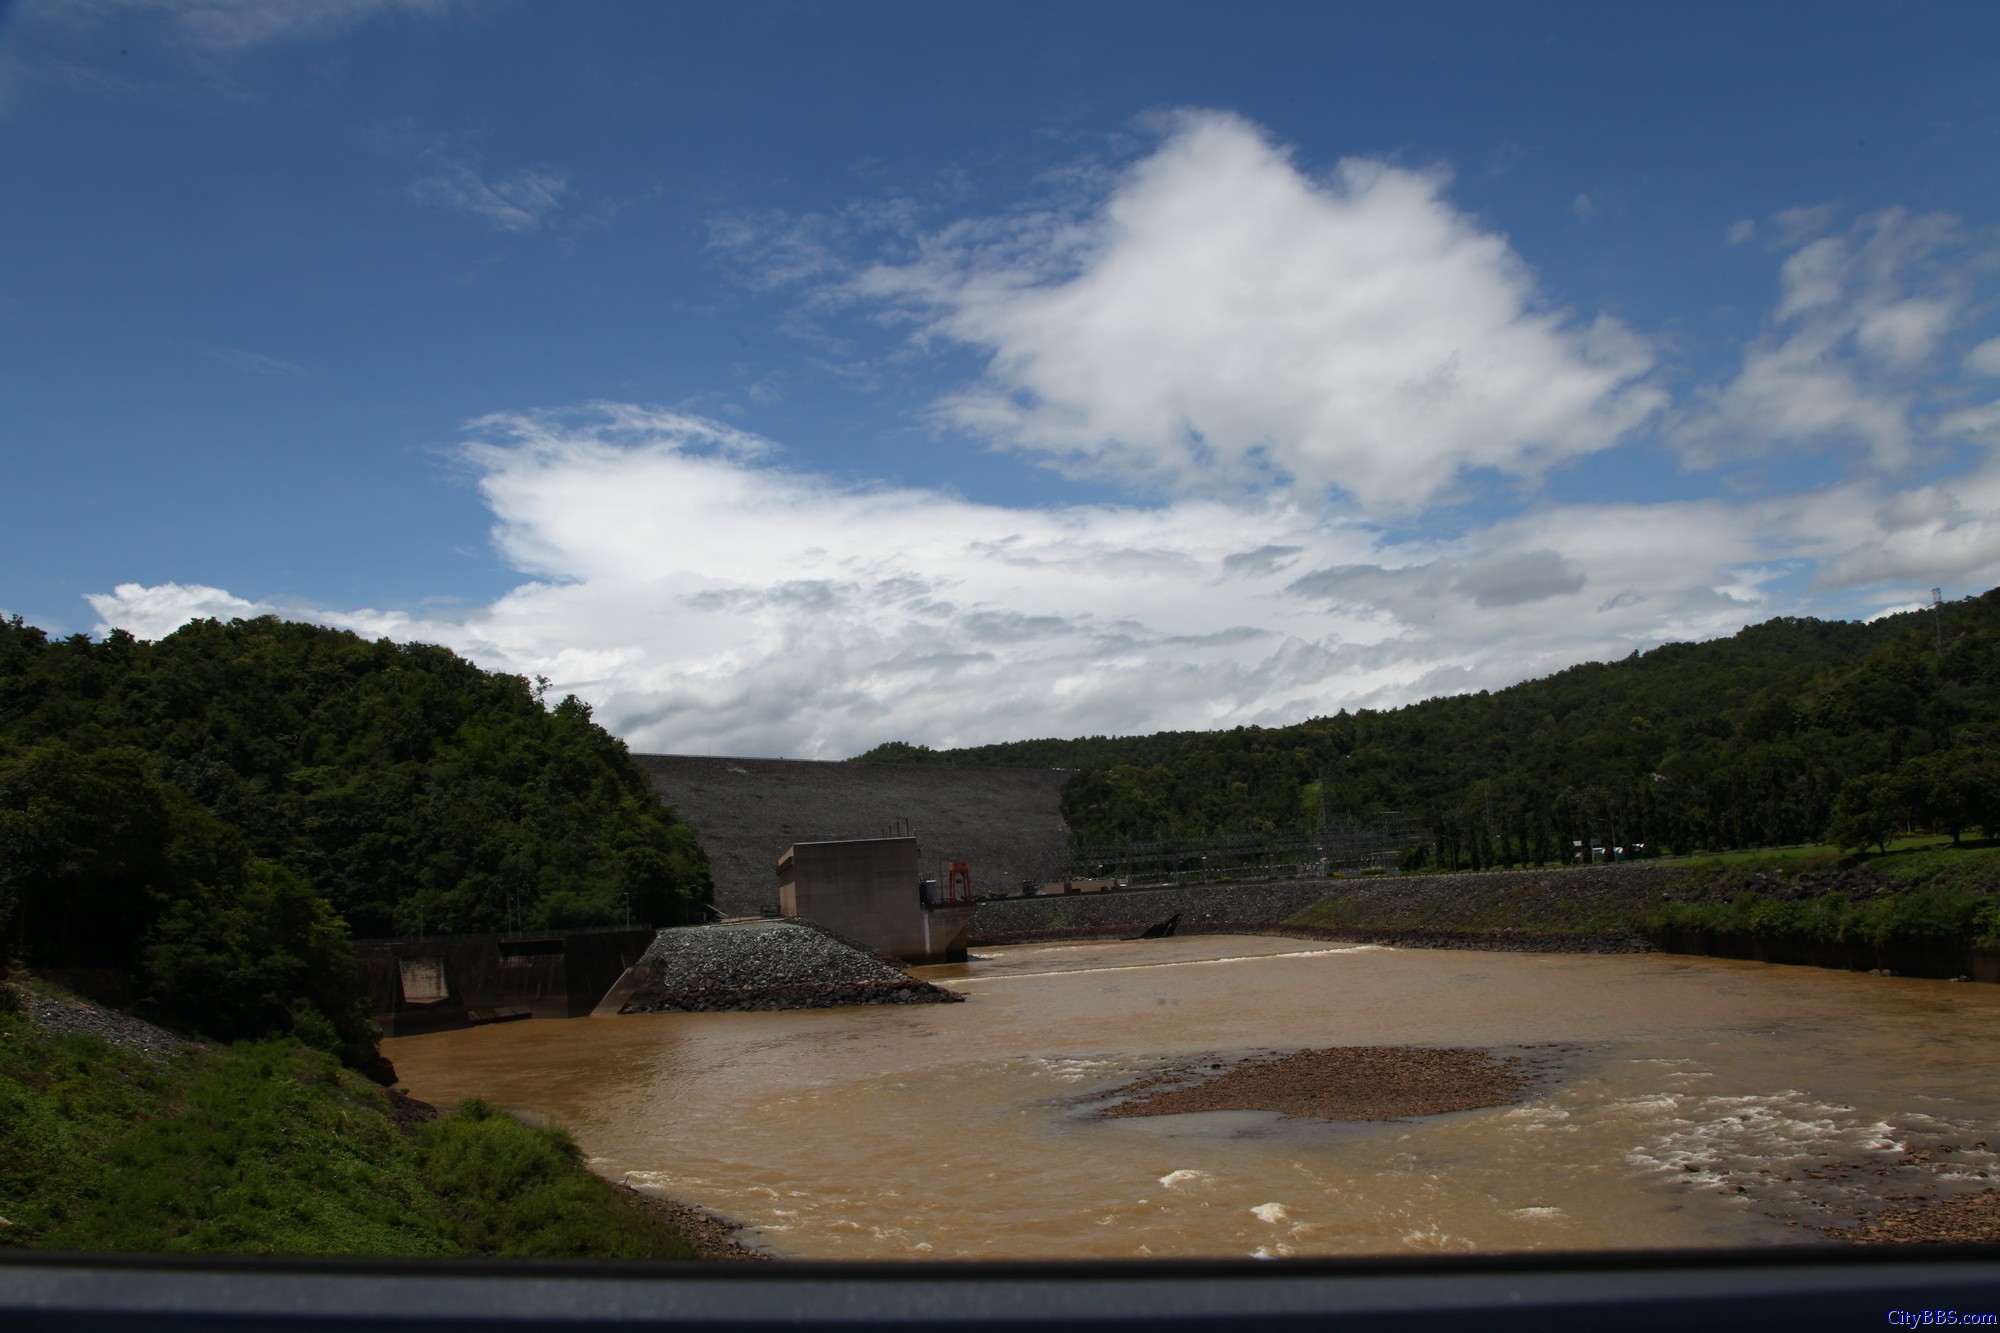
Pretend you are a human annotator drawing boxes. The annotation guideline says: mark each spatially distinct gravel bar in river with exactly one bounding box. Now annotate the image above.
[1101,1045,1531,1122]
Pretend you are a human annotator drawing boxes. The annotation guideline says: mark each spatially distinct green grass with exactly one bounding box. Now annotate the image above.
[0,984,699,1259]
[1649,839,2000,951]
[1660,836,2000,879]
[416,1100,702,1259]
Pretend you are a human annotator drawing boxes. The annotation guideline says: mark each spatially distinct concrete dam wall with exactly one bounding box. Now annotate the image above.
[631,754,1073,918]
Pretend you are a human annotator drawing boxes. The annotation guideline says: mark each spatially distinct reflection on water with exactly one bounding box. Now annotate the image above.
[383,936,2000,1259]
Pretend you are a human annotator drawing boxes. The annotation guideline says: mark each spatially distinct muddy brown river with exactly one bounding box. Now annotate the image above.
[383,937,2000,1259]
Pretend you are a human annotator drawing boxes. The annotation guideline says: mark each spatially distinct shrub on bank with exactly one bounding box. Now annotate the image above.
[0,995,698,1259]
[1640,851,2000,952]
[415,1100,697,1259]
[1642,887,1989,951]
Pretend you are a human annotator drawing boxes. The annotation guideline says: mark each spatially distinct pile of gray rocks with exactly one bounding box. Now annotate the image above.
[14,987,199,1064]
[618,920,963,1012]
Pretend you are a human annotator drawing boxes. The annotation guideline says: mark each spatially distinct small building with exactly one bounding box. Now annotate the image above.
[777,835,974,964]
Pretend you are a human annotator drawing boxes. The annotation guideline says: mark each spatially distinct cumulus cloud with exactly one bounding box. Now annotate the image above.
[90,404,2000,759]
[89,581,268,638]
[1676,207,1997,469]
[854,111,1664,516]
[408,151,569,233]
[65,112,2000,757]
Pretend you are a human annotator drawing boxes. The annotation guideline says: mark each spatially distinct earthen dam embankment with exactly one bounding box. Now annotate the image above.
[970,862,2000,981]
[970,864,1669,953]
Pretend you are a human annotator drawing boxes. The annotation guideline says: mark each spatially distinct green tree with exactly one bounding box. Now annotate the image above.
[0,739,383,1074]
[0,741,177,969]
[1827,774,1896,854]
[144,860,383,1077]
[0,616,711,938]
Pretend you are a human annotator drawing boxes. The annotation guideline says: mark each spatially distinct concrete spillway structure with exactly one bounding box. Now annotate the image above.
[778,835,975,964]
[354,925,656,1036]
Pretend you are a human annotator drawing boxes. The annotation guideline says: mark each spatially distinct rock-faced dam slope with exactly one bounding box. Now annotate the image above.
[630,754,1072,918]
[970,865,1678,950]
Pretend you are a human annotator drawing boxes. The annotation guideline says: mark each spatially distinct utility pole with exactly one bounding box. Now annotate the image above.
[1932,587,1945,657]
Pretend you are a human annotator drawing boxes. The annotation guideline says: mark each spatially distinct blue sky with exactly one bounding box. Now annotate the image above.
[5,0,2000,756]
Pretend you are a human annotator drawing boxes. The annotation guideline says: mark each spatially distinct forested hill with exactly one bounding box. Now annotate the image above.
[0,616,709,1071]
[0,615,710,939]
[855,590,2000,863]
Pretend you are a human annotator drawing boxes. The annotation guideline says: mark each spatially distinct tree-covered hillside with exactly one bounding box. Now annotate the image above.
[856,591,2000,867]
[0,616,710,1069]
[0,616,710,939]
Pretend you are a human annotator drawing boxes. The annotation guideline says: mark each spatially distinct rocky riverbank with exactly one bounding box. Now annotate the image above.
[17,988,200,1064]
[971,865,1682,950]
[616,920,963,1012]
[611,1183,773,1261]
[973,856,1998,979]
[973,880,1349,943]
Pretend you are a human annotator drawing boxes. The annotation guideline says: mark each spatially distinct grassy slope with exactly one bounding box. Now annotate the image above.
[1287,841,2000,951]
[1647,840,2000,952]
[0,983,697,1259]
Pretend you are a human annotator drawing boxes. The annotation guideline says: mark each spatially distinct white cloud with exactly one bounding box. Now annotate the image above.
[408,152,569,233]
[855,111,1665,516]
[1727,219,1756,245]
[1966,337,2000,377]
[91,581,268,638]
[65,115,2000,758]
[1779,464,2000,593]
[90,404,2000,759]
[1677,207,1993,469]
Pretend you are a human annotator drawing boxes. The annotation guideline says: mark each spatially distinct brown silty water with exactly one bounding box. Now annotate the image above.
[383,936,2000,1260]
